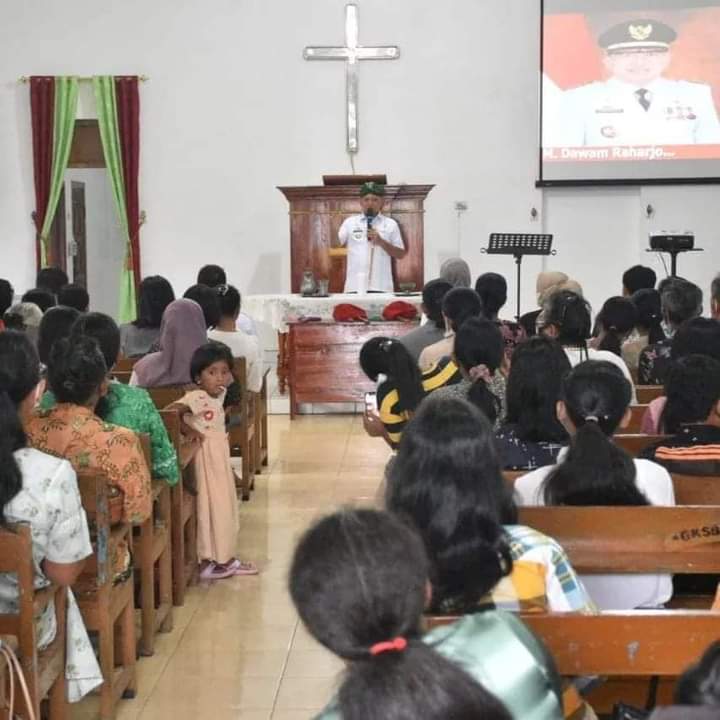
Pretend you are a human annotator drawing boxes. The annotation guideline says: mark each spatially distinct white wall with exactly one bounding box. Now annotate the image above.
[64,169,125,317]
[0,0,718,317]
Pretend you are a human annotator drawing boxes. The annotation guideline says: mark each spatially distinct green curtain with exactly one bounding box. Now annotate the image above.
[93,76,136,322]
[39,76,79,266]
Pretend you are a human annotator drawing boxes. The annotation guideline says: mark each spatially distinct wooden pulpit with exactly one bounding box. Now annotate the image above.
[278,177,433,293]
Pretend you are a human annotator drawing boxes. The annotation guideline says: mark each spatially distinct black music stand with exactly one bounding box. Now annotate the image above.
[483,233,555,321]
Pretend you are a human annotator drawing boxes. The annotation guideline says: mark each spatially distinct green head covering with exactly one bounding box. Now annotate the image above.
[360,181,385,197]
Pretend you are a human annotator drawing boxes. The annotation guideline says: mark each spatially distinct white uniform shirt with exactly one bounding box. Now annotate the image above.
[338,213,404,293]
[554,77,720,146]
[514,452,675,610]
[208,328,263,393]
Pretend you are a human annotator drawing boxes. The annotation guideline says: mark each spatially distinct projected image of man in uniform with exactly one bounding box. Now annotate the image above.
[554,19,720,147]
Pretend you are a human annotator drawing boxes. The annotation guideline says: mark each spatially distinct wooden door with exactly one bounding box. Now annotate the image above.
[46,187,67,271]
[70,181,88,287]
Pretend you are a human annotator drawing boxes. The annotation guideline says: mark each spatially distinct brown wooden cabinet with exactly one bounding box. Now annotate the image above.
[288,321,418,417]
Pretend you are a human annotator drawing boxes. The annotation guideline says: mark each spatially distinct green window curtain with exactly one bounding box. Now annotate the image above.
[93,76,137,323]
[39,76,79,266]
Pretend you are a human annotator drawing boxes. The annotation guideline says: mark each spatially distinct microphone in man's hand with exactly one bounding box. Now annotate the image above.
[365,210,376,238]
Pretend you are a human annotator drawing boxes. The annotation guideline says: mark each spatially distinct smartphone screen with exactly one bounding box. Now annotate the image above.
[364,392,377,413]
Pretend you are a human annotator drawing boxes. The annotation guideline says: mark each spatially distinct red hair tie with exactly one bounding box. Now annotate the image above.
[369,637,408,656]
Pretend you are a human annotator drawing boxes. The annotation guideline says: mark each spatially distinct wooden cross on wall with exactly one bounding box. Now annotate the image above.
[303,3,400,154]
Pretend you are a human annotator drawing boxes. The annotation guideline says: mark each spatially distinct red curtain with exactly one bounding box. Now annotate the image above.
[114,76,141,298]
[29,76,55,269]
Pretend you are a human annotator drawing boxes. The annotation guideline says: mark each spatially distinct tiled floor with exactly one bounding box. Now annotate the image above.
[75,414,391,720]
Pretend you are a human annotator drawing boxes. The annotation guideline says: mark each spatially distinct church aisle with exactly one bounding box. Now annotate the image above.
[74,415,392,720]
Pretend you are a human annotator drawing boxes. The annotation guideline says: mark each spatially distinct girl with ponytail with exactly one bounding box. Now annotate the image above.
[290,508,563,720]
[515,360,675,609]
[0,331,102,701]
[387,394,594,616]
[592,296,637,358]
[360,336,459,448]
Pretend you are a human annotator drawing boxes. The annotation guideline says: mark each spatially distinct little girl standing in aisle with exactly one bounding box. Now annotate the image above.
[175,341,258,580]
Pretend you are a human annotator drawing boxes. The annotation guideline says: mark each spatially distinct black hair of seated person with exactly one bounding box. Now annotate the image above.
[386,395,516,614]
[183,284,221,329]
[661,277,703,330]
[70,313,121,372]
[622,265,656,295]
[453,318,503,425]
[0,331,41,526]
[133,275,175,329]
[215,284,242,319]
[196,264,226,288]
[474,273,507,320]
[289,508,513,720]
[36,266,69,296]
[504,336,570,444]
[57,283,90,312]
[542,290,592,348]
[48,336,107,406]
[542,360,648,507]
[421,279,453,330]
[441,287,482,334]
[675,640,720,707]
[360,337,424,414]
[0,279,14,316]
[21,288,56,313]
[630,289,665,345]
[595,296,637,358]
[661,355,720,434]
[670,317,720,363]
[37,306,81,365]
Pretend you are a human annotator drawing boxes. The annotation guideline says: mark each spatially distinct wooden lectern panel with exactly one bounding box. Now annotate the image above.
[278,184,433,294]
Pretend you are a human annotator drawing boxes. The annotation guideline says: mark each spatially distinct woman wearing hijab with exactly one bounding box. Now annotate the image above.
[439,258,472,288]
[130,298,208,387]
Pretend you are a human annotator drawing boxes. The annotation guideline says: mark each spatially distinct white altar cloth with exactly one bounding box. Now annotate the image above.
[243,293,423,333]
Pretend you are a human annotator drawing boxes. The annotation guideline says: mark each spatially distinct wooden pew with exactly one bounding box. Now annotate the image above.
[672,473,720,506]
[159,410,198,607]
[147,386,187,411]
[614,433,669,457]
[637,385,664,404]
[135,435,173,657]
[254,367,271,473]
[0,525,67,720]
[113,371,132,385]
[115,357,139,372]
[227,357,255,501]
[74,469,136,720]
[627,405,649,434]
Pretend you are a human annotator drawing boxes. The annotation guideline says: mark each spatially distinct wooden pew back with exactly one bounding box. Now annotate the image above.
[147,386,187,411]
[626,405,649,434]
[672,474,720,506]
[614,433,669,456]
[637,385,664,404]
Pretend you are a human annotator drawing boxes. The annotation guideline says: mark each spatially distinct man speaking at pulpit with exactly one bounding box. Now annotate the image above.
[338,181,405,293]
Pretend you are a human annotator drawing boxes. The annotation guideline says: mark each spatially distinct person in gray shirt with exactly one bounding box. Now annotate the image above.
[399,279,453,363]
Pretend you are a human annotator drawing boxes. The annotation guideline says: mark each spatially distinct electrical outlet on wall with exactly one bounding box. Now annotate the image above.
[454,201,468,212]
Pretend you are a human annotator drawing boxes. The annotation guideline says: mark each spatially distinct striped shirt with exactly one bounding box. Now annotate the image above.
[377,358,461,448]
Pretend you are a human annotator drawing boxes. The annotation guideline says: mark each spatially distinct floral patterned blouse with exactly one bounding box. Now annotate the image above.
[638,338,673,385]
[40,381,179,486]
[26,404,152,525]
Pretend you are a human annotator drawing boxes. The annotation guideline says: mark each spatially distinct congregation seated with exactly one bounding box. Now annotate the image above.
[495,336,569,470]
[590,295,637,358]
[0,278,13,330]
[386,395,595,614]
[638,277,702,385]
[40,312,179,486]
[197,263,257,336]
[207,284,263,393]
[0,330,102,701]
[131,298,207,387]
[183,283,221,330]
[22,287,56,313]
[622,264,656,297]
[36,266,68,298]
[438,256,472,288]
[519,271,581,338]
[475,272,526,358]
[418,286,481,370]
[37,305,80,364]
[623,288,664,373]
[398,278,452,362]
[26,336,152,578]
[641,317,720,434]
[57,283,89,312]
[290,508,563,720]
[514,361,674,610]
[641,355,720,475]
[430,317,507,428]
[119,275,176,358]
[360,337,460,448]
[4,301,43,344]
[540,289,637,402]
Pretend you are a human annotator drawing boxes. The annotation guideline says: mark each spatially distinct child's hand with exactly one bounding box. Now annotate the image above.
[180,414,204,444]
[363,410,385,438]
